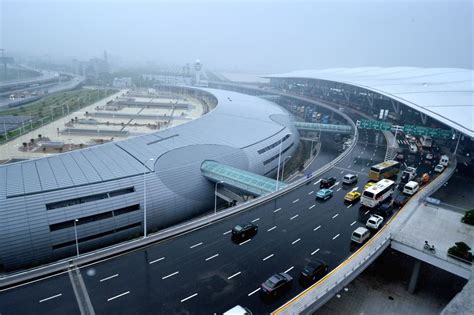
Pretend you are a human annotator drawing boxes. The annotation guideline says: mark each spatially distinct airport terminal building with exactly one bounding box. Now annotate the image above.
[0,88,299,271]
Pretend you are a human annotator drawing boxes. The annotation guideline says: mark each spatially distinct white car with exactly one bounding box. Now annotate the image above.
[434,164,445,173]
[366,214,384,230]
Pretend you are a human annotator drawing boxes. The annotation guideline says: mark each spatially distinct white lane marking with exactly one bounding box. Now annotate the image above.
[263,254,274,261]
[290,214,299,220]
[332,234,340,240]
[239,239,251,246]
[348,165,352,168]
[267,226,277,232]
[340,170,344,174]
[337,188,342,191]
[180,293,198,303]
[223,230,232,235]
[332,213,339,219]
[248,288,261,296]
[107,291,130,302]
[329,182,340,189]
[284,266,294,273]
[361,168,365,171]
[293,198,300,203]
[273,208,281,213]
[162,271,179,280]
[351,221,357,226]
[313,179,321,185]
[190,242,203,249]
[39,293,62,303]
[311,248,320,256]
[100,274,119,282]
[364,210,370,215]
[291,238,301,245]
[314,225,321,231]
[352,187,359,192]
[227,271,241,280]
[149,257,165,264]
[370,157,373,161]
[205,254,219,261]
[308,191,314,195]
[309,204,315,210]
[251,218,260,223]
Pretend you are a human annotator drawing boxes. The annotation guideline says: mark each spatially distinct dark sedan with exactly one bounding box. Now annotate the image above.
[232,222,258,241]
[300,260,328,284]
[320,177,337,188]
[260,273,293,297]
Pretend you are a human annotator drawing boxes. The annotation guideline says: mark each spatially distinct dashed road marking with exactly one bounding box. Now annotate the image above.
[223,230,232,235]
[228,272,241,280]
[293,198,300,203]
[309,204,315,210]
[346,204,353,208]
[273,208,281,213]
[107,291,130,302]
[100,274,118,282]
[149,257,165,264]
[314,225,321,231]
[251,218,260,223]
[332,213,339,219]
[205,254,219,261]
[337,188,342,192]
[284,266,294,273]
[267,226,277,232]
[239,239,251,246]
[190,242,203,249]
[308,191,314,195]
[39,293,62,303]
[332,234,340,240]
[263,254,274,261]
[311,248,320,256]
[364,210,370,215]
[180,293,198,303]
[291,238,301,245]
[162,271,179,280]
[248,288,261,296]
[290,214,299,220]
[351,221,357,226]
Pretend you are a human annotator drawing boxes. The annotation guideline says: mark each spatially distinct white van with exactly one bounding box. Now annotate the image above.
[224,305,252,315]
[343,174,358,185]
[351,227,371,244]
[403,181,419,195]
[440,155,449,167]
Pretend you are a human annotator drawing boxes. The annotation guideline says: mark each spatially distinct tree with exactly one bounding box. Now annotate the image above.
[462,210,474,225]
[38,134,42,139]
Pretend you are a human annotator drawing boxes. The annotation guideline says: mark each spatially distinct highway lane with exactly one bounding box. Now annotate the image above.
[0,127,388,314]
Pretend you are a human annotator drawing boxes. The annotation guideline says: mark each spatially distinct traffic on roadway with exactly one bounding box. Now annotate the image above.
[0,113,445,314]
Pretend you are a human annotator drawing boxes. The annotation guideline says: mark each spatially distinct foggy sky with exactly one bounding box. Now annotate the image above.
[1,0,473,72]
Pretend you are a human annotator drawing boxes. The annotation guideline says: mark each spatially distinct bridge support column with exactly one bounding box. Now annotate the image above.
[408,259,422,294]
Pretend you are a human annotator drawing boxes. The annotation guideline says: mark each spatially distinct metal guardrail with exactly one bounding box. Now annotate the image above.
[0,87,359,290]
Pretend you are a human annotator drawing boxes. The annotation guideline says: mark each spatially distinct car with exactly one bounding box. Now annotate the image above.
[366,214,384,230]
[375,202,393,218]
[400,166,417,184]
[425,153,434,160]
[364,182,375,190]
[316,188,333,200]
[393,194,409,208]
[223,305,253,315]
[320,177,337,188]
[342,174,358,185]
[351,227,371,244]
[260,273,293,296]
[344,191,361,202]
[232,222,258,240]
[300,260,328,283]
[434,164,445,173]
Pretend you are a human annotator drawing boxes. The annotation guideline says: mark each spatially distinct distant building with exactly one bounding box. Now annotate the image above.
[112,77,132,88]
[142,74,192,85]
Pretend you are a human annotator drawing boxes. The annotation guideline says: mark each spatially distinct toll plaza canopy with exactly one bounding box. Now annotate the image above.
[266,67,474,138]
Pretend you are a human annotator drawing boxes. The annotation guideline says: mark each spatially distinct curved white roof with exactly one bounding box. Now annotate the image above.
[267,67,474,137]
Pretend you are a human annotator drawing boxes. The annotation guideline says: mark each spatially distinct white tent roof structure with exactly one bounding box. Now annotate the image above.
[266,67,474,137]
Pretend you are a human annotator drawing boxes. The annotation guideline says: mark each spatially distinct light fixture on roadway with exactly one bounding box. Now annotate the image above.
[143,158,155,238]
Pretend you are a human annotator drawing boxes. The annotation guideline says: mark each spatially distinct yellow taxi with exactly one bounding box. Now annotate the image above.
[364,182,375,190]
[344,191,361,202]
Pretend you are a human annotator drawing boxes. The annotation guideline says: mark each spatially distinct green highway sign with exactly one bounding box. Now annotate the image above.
[358,120,453,138]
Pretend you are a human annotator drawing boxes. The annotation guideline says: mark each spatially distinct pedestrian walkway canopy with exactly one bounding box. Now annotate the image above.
[295,121,353,134]
[201,160,287,196]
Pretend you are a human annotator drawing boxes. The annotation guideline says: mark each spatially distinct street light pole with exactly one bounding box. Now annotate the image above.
[143,158,155,238]
[73,219,79,257]
[214,181,224,214]
[276,140,283,190]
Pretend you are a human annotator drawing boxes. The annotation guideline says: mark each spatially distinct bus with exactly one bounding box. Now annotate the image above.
[361,179,395,208]
[368,160,400,181]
